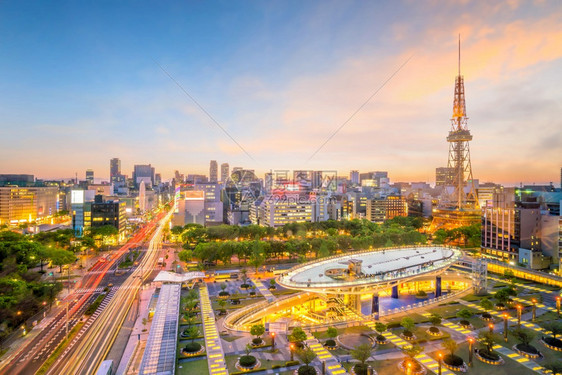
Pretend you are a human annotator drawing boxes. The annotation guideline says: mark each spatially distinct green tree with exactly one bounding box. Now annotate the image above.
[480,297,494,312]
[456,309,473,320]
[217,298,227,314]
[478,330,497,354]
[296,347,317,366]
[442,338,458,357]
[289,327,308,343]
[400,317,415,333]
[429,313,442,327]
[178,249,193,263]
[511,328,535,346]
[48,248,76,273]
[350,343,373,366]
[374,322,387,335]
[327,327,338,339]
[250,324,265,339]
[185,325,200,342]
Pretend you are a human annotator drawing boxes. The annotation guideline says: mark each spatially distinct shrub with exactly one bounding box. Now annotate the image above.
[387,322,401,329]
[481,312,492,319]
[516,343,539,354]
[459,320,470,327]
[184,342,202,353]
[239,355,257,367]
[325,339,336,347]
[241,283,251,289]
[285,360,300,367]
[249,291,256,296]
[218,291,230,297]
[252,338,263,345]
[376,334,386,342]
[353,364,368,375]
[478,350,499,361]
[402,330,413,337]
[429,327,440,333]
[544,337,562,348]
[298,365,316,375]
[444,354,463,367]
[416,290,427,297]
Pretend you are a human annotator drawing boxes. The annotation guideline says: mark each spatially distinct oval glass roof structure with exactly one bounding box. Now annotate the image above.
[277,246,463,293]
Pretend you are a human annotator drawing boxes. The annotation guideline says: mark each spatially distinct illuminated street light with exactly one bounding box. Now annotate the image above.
[531,299,537,321]
[503,313,508,342]
[290,343,295,361]
[467,338,474,367]
[489,323,494,333]
[556,296,561,318]
[437,352,443,375]
[516,305,522,328]
[271,332,276,348]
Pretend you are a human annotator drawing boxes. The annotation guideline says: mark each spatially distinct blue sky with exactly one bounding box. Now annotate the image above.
[1,1,561,185]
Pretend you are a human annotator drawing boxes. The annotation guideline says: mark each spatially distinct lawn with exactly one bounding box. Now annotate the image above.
[176,358,209,375]
[427,302,476,319]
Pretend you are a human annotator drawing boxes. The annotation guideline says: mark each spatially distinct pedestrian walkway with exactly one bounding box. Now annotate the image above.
[251,279,276,303]
[200,285,228,375]
[419,312,472,335]
[460,300,554,337]
[492,344,546,373]
[511,296,558,314]
[488,275,556,294]
[304,332,347,375]
[414,353,455,375]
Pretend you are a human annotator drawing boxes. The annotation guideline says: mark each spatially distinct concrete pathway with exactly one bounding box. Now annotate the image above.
[201,285,228,375]
[251,279,276,303]
[304,332,347,375]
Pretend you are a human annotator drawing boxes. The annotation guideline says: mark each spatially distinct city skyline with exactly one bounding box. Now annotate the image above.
[1,1,561,185]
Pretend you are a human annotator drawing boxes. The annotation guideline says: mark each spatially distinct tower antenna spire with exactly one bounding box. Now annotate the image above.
[458,34,461,75]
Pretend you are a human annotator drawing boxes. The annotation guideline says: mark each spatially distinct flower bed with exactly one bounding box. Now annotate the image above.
[294,365,317,375]
[236,355,261,371]
[324,339,337,349]
[541,337,562,352]
[513,344,542,359]
[442,354,468,372]
[182,342,205,356]
[481,313,492,321]
[350,364,377,375]
[251,338,264,347]
[474,349,504,365]
[426,327,442,337]
[397,360,425,375]
[401,331,416,341]
[458,320,471,329]
[375,335,386,344]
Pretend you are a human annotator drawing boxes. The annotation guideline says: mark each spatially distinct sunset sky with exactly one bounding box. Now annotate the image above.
[1,1,561,185]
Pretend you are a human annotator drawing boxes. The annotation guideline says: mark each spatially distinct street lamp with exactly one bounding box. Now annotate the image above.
[467,338,474,367]
[556,296,561,318]
[437,352,443,375]
[503,313,508,342]
[531,299,537,321]
[489,323,494,334]
[406,362,412,375]
[516,305,522,328]
[290,343,295,361]
[271,332,276,348]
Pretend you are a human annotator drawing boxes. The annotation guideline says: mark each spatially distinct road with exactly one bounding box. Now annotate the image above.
[0,210,165,375]
[47,207,174,374]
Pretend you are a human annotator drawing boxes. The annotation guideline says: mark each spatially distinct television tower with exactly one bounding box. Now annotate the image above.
[443,36,478,210]
[431,37,479,231]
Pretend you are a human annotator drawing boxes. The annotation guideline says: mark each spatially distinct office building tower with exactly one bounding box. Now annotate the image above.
[350,170,359,185]
[366,195,408,222]
[86,169,94,184]
[435,167,455,187]
[133,164,155,188]
[110,158,121,182]
[0,186,59,225]
[210,160,218,182]
[221,163,229,182]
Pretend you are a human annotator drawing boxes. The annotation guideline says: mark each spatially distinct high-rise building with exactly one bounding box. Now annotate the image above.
[350,170,359,185]
[110,158,121,183]
[435,167,455,187]
[0,174,35,187]
[195,182,224,224]
[221,163,229,182]
[431,40,480,230]
[366,195,408,222]
[172,191,206,226]
[209,160,218,182]
[133,164,155,188]
[86,169,94,184]
[139,181,146,212]
[0,186,59,225]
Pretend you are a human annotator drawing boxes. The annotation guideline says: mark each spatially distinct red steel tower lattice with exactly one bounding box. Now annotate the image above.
[441,38,478,211]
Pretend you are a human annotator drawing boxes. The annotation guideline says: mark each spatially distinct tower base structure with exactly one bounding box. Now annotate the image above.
[430,208,480,232]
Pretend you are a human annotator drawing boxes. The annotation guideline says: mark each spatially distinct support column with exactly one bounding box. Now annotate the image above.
[371,293,379,320]
[435,276,442,298]
[391,285,399,299]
